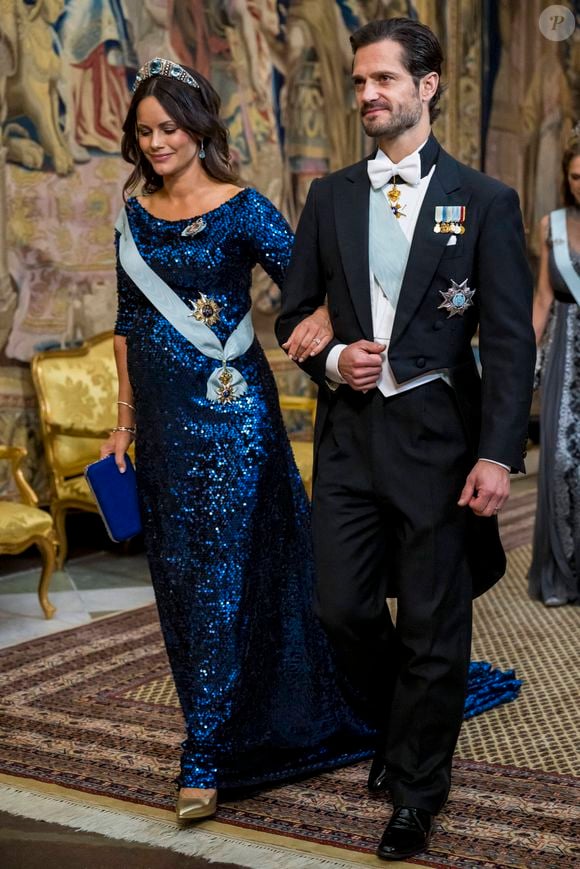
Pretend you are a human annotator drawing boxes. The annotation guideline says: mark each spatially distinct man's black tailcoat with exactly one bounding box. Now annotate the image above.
[276,142,536,598]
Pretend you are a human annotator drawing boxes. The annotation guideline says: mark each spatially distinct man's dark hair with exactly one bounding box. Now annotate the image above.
[350,18,444,123]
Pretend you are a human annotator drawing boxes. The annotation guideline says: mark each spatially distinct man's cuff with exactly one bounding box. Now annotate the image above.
[325,344,347,384]
[479,457,511,473]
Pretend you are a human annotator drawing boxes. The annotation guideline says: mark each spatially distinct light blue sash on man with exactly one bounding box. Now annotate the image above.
[551,208,580,305]
[115,207,254,402]
[368,186,411,308]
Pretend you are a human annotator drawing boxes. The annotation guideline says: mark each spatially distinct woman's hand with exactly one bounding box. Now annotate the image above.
[100,429,134,474]
[282,305,333,362]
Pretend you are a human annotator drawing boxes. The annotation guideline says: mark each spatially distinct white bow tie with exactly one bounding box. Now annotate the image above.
[367,151,421,189]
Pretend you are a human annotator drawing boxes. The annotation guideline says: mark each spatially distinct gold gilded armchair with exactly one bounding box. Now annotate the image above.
[265,348,317,499]
[278,394,317,499]
[0,445,57,619]
[31,331,118,566]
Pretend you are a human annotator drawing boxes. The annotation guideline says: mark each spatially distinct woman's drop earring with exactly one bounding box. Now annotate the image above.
[199,141,206,160]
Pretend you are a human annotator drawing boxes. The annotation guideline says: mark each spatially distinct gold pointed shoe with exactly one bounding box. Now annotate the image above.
[176,789,217,821]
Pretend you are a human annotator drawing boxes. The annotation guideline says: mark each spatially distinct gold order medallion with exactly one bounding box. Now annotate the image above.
[188,293,222,326]
[216,366,236,404]
[387,181,406,219]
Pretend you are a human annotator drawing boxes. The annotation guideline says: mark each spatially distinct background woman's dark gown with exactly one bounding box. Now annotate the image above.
[114,188,376,789]
[529,210,580,605]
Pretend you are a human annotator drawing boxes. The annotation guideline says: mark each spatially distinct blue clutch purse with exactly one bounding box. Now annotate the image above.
[84,454,142,542]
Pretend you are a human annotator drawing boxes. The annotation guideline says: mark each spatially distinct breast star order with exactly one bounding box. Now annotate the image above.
[188,293,222,326]
[438,279,475,318]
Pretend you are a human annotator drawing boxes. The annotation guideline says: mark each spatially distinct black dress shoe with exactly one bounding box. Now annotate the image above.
[368,756,391,793]
[376,805,432,861]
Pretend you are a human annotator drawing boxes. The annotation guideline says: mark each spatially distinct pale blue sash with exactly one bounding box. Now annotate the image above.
[368,186,411,308]
[551,208,580,305]
[115,207,254,402]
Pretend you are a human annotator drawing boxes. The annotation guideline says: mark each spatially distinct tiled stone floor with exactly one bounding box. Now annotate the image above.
[0,549,155,650]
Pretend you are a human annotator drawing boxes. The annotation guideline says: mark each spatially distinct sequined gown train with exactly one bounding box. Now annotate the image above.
[529,208,580,605]
[114,189,376,789]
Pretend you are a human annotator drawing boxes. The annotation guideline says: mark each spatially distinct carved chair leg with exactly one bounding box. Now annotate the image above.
[36,534,57,620]
[53,504,68,569]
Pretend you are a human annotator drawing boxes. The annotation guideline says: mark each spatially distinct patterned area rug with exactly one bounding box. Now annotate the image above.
[498,487,537,553]
[1,539,579,868]
[457,545,579,777]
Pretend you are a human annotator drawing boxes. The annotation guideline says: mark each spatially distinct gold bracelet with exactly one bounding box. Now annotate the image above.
[117,400,136,411]
[112,426,136,435]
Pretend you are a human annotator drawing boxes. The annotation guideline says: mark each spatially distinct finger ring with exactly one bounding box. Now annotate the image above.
[312,337,321,345]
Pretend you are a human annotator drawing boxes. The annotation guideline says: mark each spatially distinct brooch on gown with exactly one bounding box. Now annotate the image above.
[188,293,222,326]
[181,217,206,238]
[438,279,475,317]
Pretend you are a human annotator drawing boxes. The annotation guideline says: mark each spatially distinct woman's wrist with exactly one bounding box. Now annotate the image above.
[117,400,136,412]
[116,399,136,429]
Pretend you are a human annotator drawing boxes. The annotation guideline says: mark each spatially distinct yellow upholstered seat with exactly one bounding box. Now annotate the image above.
[0,445,57,618]
[278,396,317,499]
[0,502,54,545]
[56,474,93,502]
[31,332,118,566]
[265,349,317,499]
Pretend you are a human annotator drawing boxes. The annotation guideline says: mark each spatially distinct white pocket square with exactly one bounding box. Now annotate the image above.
[446,235,457,247]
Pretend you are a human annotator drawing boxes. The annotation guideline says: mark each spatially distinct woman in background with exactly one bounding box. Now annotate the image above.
[529,127,580,607]
[101,58,376,821]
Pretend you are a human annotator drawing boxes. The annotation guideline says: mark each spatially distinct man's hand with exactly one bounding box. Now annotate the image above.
[458,460,510,517]
[338,340,385,391]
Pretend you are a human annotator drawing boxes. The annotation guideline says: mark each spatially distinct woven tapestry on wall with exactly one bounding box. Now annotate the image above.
[0,0,485,495]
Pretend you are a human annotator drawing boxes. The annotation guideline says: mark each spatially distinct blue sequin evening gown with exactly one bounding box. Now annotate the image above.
[114,188,377,789]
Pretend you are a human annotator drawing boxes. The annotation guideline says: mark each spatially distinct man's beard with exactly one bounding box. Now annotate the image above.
[361,97,423,140]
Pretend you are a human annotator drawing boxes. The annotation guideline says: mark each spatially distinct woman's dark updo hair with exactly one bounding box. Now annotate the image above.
[562,136,580,207]
[121,65,237,199]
